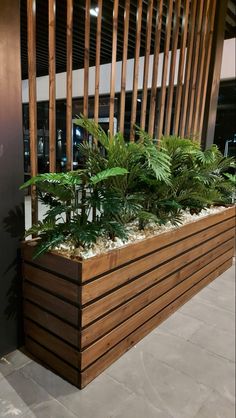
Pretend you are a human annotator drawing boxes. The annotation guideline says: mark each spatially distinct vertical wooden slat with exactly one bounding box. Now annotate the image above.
[130,0,143,141]
[201,0,227,147]
[27,0,38,224]
[156,0,174,139]
[109,0,119,135]
[179,0,197,137]
[148,0,164,137]
[140,0,153,130]
[198,0,217,141]
[94,0,103,127]
[119,0,130,135]
[48,0,56,172]
[185,0,204,137]
[191,0,211,136]
[164,0,181,135]
[83,0,91,118]
[173,0,190,135]
[66,0,73,171]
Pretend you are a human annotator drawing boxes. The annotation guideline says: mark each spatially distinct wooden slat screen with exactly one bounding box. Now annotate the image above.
[48,0,56,173]
[25,0,222,223]
[27,0,38,224]
[66,0,73,171]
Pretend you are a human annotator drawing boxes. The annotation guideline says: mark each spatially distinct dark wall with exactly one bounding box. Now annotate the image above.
[0,0,24,356]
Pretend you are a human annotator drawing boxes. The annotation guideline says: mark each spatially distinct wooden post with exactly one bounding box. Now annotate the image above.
[48,0,56,172]
[94,0,103,128]
[173,0,190,135]
[109,0,119,136]
[66,0,73,171]
[156,0,174,139]
[130,0,142,141]
[140,0,153,130]
[148,0,163,137]
[84,0,91,119]
[201,0,227,148]
[119,0,130,135]
[164,0,181,136]
[27,0,38,224]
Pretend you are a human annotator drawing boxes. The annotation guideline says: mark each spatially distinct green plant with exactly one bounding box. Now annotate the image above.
[20,117,235,258]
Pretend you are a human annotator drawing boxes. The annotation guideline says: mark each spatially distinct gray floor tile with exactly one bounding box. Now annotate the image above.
[190,322,235,362]
[24,399,77,418]
[0,376,30,417]
[141,329,235,403]
[194,391,235,418]
[179,298,235,334]
[111,392,174,418]
[0,350,31,380]
[158,311,203,340]
[106,347,211,418]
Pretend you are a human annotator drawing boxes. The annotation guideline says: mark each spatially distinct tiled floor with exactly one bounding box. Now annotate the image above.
[0,265,235,418]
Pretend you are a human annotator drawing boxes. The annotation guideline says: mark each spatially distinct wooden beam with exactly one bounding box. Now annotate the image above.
[179,0,197,137]
[198,0,217,142]
[66,0,73,171]
[48,0,56,172]
[148,0,164,137]
[119,0,130,135]
[191,0,211,137]
[83,0,91,118]
[27,0,38,224]
[164,0,181,135]
[156,0,174,139]
[185,0,204,138]
[94,0,103,128]
[173,0,190,135]
[109,0,119,136]
[130,0,143,141]
[201,0,227,148]
[140,0,153,130]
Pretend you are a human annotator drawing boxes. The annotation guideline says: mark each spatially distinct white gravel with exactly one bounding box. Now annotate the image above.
[54,206,230,260]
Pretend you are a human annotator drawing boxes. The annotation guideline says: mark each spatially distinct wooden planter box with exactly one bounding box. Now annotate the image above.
[22,206,235,388]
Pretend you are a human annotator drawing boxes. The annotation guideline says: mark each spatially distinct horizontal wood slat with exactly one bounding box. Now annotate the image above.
[24,282,79,326]
[24,300,78,346]
[81,216,235,306]
[81,207,235,281]
[80,259,232,388]
[80,248,233,369]
[81,238,234,347]
[24,319,79,368]
[23,263,80,303]
[25,337,79,386]
[22,208,235,388]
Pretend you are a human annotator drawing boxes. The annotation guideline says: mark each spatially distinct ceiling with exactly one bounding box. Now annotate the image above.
[20,0,236,80]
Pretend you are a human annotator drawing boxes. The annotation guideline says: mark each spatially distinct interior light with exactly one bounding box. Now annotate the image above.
[90,7,99,17]
[137,98,142,102]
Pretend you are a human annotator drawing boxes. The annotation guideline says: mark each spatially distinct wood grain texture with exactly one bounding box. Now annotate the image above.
[185,0,204,137]
[164,0,181,135]
[173,0,190,134]
[109,0,119,135]
[83,0,91,118]
[156,0,174,139]
[27,0,38,224]
[80,258,232,388]
[48,0,56,172]
[94,0,103,128]
[130,0,142,141]
[66,0,73,171]
[148,0,163,137]
[22,208,235,388]
[140,0,153,130]
[119,0,130,134]
[179,0,198,137]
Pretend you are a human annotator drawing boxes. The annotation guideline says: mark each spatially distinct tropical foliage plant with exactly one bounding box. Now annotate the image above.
[20,116,235,257]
